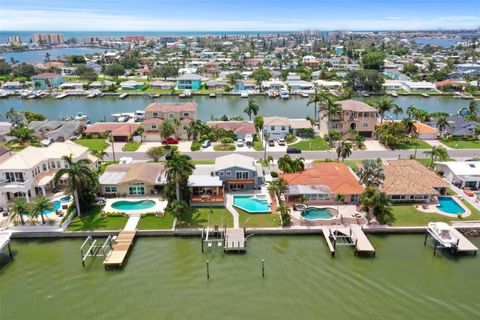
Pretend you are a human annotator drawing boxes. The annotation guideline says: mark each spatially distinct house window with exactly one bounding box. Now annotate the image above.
[363,123,368,128]
[51,161,56,169]
[56,161,61,168]
[226,171,231,176]
[281,126,286,131]
[42,164,47,171]
[183,112,189,117]
[129,186,145,195]
[153,112,158,117]
[104,186,117,193]
[168,113,175,119]
[219,171,224,176]
[183,126,188,131]
[235,171,249,179]
[270,126,275,130]
[6,172,24,182]
[152,125,157,129]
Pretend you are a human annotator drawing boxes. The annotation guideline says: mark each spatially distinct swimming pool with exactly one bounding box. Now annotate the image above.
[436,196,465,215]
[111,200,156,211]
[233,195,270,213]
[301,207,336,220]
[22,201,61,215]
[59,196,72,203]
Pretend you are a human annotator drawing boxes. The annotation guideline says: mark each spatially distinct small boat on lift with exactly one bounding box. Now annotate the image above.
[427,222,458,248]
[74,112,89,122]
[240,92,249,98]
[280,90,290,99]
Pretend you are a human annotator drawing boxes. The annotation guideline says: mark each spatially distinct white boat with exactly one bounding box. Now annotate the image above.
[421,93,430,98]
[362,92,370,97]
[119,93,129,99]
[134,110,145,121]
[117,116,128,122]
[111,113,122,121]
[301,93,309,98]
[55,93,68,99]
[209,93,216,98]
[240,92,249,98]
[387,90,398,97]
[74,112,88,121]
[427,222,458,247]
[280,90,290,99]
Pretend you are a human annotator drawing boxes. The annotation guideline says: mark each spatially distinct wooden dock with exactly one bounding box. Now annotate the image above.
[224,228,246,252]
[447,228,478,255]
[321,226,375,257]
[103,231,136,268]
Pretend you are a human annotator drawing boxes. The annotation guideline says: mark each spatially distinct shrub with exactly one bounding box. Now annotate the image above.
[221,137,234,144]
[285,134,296,143]
[270,171,278,178]
[191,140,202,151]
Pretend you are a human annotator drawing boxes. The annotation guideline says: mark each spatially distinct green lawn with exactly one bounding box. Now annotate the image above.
[390,202,480,227]
[177,207,234,228]
[415,157,454,169]
[75,139,109,152]
[237,208,281,228]
[289,137,331,150]
[214,144,236,151]
[66,206,128,231]
[122,141,141,152]
[394,140,432,150]
[253,139,264,151]
[440,139,480,149]
[190,160,215,165]
[137,213,175,230]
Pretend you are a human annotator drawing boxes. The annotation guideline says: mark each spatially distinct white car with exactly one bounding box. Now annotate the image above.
[277,137,286,146]
[236,139,244,147]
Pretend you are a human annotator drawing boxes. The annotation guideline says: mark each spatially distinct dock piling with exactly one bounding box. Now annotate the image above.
[261,259,265,277]
[206,260,210,279]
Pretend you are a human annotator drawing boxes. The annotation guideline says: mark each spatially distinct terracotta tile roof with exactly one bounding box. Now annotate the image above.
[414,121,438,134]
[280,162,364,195]
[85,122,139,137]
[263,116,290,126]
[31,73,63,79]
[145,102,197,113]
[381,160,449,196]
[207,121,256,135]
[142,118,163,125]
[336,99,377,112]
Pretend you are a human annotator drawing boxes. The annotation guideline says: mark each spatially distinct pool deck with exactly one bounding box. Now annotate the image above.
[416,196,471,218]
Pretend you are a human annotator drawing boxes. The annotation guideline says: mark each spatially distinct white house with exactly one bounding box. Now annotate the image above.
[314,80,343,89]
[401,81,437,92]
[286,80,314,93]
[0,141,97,206]
[435,161,480,190]
[263,117,291,138]
[382,80,404,91]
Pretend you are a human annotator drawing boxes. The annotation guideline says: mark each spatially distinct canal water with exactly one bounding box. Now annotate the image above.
[0,96,472,122]
[1,47,105,64]
[0,235,479,319]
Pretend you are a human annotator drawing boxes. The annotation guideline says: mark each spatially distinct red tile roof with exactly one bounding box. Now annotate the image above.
[207,121,256,135]
[281,162,364,195]
[85,122,140,137]
[145,102,197,113]
[31,73,63,79]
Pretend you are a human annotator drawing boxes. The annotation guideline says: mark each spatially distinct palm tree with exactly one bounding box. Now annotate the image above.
[354,134,366,150]
[9,125,37,147]
[401,117,416,136]
[159,119,176,139]
[53,155,97,216]
[165,151,195,201]
[359,187,378,221]
[244,98,259,120]
[5,107,25,127]
[278,204,291,226]
[435,115,450,138]
[392,104,403,120]
[91,149,107,160]
[406,105,417,119]
[466,101,478,117]
[29,196,53,225]
[268,178,288,203]
[375,97,395,124]
[306,88,323,127]
[277,154,305,173]
[327,129,341,147]
[10,198,28,225]
[319,95,341,130]
[424,146,449,168]
[336,141,352,162]
[356,159,385,188]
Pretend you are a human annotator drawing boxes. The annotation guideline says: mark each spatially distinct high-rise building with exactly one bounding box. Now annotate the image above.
[7,36,22,45]
[32,33,64,45]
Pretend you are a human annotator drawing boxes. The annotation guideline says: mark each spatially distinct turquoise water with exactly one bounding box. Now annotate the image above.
[1,236,479,320]
[21,200,61,215]
[233,195,270,213]
[1,47,104,63]
[302,207,335,220]
[111,199,156,210]
[0,95,473,123]
[59,196,71,203]
[436,196,465,214]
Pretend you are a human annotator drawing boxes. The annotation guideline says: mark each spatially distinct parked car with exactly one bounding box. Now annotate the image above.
[201,140,211,148]
[268,138,275,147]
[277,137,286,146]
[162,137,179,144]
[286,147,301,154]
[236,139,244,147]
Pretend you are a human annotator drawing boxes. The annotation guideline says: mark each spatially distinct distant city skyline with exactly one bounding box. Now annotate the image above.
[1,0,479,31]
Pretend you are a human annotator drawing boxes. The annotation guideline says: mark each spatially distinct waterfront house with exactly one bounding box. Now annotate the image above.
[401,81,437,92]
[235,79,257,93]
[1,81,23,90]
[427,115,479,137]
[89,80,114,89]
[263,117,291,139]
[325,100,377,139]
[286,80,315,93]
[142,102,197,141]
[314,80,343,89]
[176,73,202,90]
[59,82,84,90]
[207,121,256,140]
[205,80,228,90]
[414,122,438,140]
[214,154,264,191]
[381,160,449,202]
[99,162,165,196]
[29,120,85,142]
[435,161,480,190]
[280,162,364,205]
[150,81,174,90]
[120,80,144,90]
[31,73,64,90]
[0,141,96,206]
[84,122,140,142]
[188,165,224,206]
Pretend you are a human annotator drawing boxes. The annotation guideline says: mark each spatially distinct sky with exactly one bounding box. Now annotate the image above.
[1,0,479,31]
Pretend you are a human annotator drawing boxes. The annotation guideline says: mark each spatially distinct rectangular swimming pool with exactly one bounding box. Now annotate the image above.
[233,195,270,213]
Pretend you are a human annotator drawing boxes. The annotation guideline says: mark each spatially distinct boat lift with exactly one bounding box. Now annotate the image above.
[80,236,113,267]
[201,226,225,253]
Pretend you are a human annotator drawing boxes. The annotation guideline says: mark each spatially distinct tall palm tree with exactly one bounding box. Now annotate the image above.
[10,198,28,225]
[268,178,288,203]
[375,97,395,124]
[53,155,97,216]
[244,98,259,120]
[319,95,341,130]
[306,88,323,127]
[9,125,37,147]
[424,146,449,168]
[159,119,176,139]
[336,141,352,162]
[165,152,195,201]
[435,115,450,138]
[401,117,416,136]
[392,104,403,120]
[277,154,305,173]
[356,159,385,188]
[29,196,53,225]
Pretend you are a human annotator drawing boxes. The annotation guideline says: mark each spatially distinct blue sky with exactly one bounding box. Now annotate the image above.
[1,0,479,31]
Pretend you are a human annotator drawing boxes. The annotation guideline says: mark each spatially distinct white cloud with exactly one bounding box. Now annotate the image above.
[0,9,479,31]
